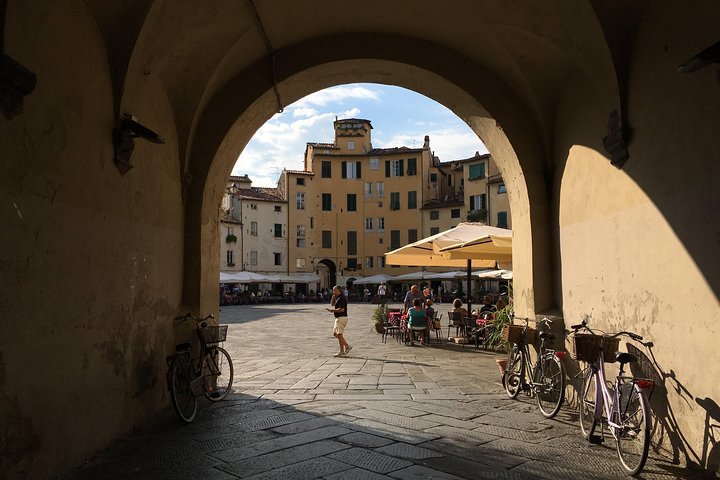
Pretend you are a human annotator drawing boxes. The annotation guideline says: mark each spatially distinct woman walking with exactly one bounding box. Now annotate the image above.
[327,285,352,357]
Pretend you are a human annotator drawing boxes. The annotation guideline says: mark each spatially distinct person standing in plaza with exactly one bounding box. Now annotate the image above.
[327,285,352,357]
[377,282,387,305]
[403,284,425,313]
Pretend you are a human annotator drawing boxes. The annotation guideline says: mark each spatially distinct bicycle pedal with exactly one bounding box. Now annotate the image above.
[588,434,603,445]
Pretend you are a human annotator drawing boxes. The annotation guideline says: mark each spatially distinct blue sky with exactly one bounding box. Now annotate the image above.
[232,83,488,187]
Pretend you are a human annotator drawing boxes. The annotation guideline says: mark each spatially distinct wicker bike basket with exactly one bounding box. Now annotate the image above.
[502,324,537,344]
[200,325,228,345]
[570,334,620,363]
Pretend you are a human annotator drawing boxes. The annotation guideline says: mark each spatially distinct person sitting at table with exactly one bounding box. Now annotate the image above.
[451,298,469,336]
[407,298,427,346]
[479,295,497,315]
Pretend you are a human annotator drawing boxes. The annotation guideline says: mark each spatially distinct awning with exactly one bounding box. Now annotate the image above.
[353,274,394,285]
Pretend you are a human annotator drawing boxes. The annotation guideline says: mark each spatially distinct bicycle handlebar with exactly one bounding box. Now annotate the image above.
[174,313,214,327]
[569,319,646,343]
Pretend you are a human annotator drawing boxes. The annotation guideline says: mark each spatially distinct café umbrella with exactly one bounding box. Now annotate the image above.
[385,223,512,312]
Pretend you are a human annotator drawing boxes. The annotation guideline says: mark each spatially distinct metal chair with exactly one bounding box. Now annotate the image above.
[447,311,469,347]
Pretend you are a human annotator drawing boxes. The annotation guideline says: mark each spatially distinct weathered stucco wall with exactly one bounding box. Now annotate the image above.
[0,4,185,478]
[555,5,720,471]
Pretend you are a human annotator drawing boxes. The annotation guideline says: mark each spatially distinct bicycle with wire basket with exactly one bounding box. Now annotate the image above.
[166,313,234,423]
[503,314,567,418]
[570,319,654,476]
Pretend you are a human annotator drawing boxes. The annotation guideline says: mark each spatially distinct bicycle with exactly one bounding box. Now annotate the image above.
[166,313,234,423]
[570,320,654,476]
[503,315,567,418]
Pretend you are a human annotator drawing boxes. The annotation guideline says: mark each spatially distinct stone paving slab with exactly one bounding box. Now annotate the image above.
[66,304,704,480]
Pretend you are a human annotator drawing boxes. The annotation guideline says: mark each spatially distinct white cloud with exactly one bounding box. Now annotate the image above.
[293,85,381,107]
[292,107,318,118]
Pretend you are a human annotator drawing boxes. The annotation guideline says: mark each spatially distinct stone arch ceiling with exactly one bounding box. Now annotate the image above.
[82,0,619,165]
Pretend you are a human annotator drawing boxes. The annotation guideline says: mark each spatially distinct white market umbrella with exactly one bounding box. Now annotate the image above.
[385,223,512,312]
[353,274,394,285]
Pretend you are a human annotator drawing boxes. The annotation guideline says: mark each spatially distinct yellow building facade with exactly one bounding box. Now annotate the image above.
[275,118,512,288]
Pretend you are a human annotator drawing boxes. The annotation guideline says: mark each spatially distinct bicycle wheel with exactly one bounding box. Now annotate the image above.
[579,369,597,439]
[534,353,565,418]
[170,359,198,423]
[615,385,650,475]
[504,344,523,399]
[203,347,234,401]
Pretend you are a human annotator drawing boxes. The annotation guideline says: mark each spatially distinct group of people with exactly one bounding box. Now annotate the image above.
[401,284,439,346]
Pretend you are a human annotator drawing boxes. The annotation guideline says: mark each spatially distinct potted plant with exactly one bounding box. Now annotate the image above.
[225,233,238,243]
[372,306,386,333]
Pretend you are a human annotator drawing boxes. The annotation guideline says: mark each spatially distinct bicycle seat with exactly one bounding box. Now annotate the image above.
[615,352,637,365]
[538,331,556,341]
[175,341,192,352]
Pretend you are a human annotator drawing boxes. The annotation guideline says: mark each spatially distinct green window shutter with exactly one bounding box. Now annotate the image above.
[407,158,416,176]
[385,160,390,177]
[341,161,347,179]
[356,162,361,178]
[399,159,404,176]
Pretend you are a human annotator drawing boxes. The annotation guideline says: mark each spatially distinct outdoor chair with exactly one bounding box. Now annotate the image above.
[447,311,469,348]
[428,312,443,344]
[382,310,401,344]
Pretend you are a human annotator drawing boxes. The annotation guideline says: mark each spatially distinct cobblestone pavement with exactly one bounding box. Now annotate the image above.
[69,303,700,480]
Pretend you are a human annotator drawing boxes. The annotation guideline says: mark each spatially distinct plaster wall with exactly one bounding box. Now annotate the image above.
[0,4,184,478]
[555,6,719,469]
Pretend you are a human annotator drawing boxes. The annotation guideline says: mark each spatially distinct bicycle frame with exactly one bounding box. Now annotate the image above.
[586,349,652,440]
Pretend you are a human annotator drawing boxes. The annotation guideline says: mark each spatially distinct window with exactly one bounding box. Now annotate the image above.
[296,258,306,269]
[274,252,282,266]
[498,183,507,193]
[385,159,404,177]
[468,163,486,180]
[430,173,438,182]
[274,224,282,238]
[297,224,306,237]
[321,161,331,178]
[250,251,258,265]
[365,256,373,268]
[408,229,418,243]
[310,217,313,229]
[347,140,355,150]
[451,208,460,218]
[249,203,258,210]
[322,230,332,248]
[342,161,361,179]
[370,158,379,170]
[377,217,385,232]
[274,205,282,212]
[497,211,508,228]
[376,181,384,198]
[364,182,373,198]
[470,194,487,211]
[227,226,233,235]
[390,192,400,210]
[430,227,440,235]
[347,258,358,269]
[226,250,233,266]
[365,217,373,232]
[296,238,306,247]
[296,192,305,209]
[250,221,258,236]
[429,211,440,220]
[347,231,357,255]
[347,194,357,212]
[407,158,417,176]
[408,191,417,209]
[378,256,386,268]
[296,177,305,185]
[322,193,332,211]
[390,230,401,250]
